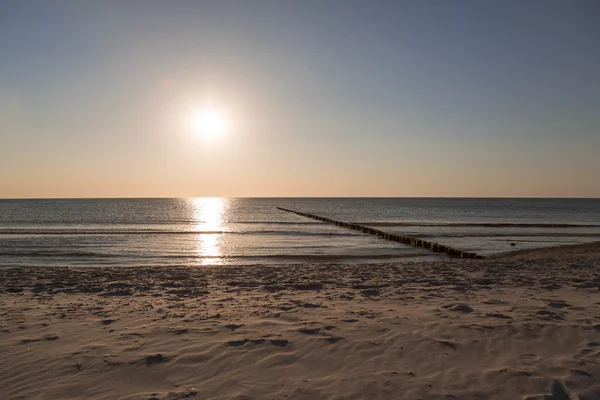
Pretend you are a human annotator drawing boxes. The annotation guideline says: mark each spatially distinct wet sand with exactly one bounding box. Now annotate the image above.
[1,243,599,399]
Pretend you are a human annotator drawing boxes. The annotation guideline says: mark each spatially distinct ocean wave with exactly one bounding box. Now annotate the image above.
[359,222,600,228]
[414,233,600,238]
[0,251,119,258]
[0,252,428,261]
[0,229,359,237]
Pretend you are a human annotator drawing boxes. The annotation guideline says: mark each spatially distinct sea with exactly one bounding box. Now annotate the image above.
[1,198,599,268]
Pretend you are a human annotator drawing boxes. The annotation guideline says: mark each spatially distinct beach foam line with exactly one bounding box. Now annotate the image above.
[276,207,485,259]
[408,232,600,238]
[0,228,361,237]
[358,222,600,228]
[0,251,428,261]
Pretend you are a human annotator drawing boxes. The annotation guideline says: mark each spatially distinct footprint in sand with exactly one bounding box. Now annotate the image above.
[269,339,289,347]
[145,354,169,366]
[21,333,59,343]
[148,388,198,399]
[437,340,457,350]
[227,339,248,347]
[536,310,565,321]
[298,328,321,335]
[482,299,510,305]
[523,379,576,400]
[443,304,473,313]
[547,300,571,309]
[361,288,380,297]
[224,324,244,331]
[294,283,323,291]
[486,313,513,319]
[570,369,593,378]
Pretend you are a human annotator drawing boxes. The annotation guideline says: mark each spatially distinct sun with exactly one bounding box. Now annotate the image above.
[192,107,229,138]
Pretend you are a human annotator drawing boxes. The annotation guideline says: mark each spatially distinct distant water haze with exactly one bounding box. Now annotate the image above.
[1,198,599,268]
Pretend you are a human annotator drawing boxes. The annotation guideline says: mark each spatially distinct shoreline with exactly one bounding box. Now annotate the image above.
[491,240,600,259]
[1,242,599,399]
[2,240,599,272]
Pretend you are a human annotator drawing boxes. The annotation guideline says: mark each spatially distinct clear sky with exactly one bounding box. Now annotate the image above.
[1,0,599,198]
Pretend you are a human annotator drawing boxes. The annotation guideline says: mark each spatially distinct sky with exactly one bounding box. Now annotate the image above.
[1,0,599,198]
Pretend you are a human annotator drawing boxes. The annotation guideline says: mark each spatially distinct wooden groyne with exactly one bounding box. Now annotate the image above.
[277,207,485,259]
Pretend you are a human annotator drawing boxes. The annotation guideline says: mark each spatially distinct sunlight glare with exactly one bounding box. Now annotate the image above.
[192,107,229,138]
[191,198,227,265]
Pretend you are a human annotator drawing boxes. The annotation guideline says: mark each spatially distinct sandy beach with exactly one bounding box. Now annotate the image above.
[1,243,599,400]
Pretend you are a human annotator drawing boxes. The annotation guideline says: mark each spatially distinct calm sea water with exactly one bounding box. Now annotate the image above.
[1,198,599,268]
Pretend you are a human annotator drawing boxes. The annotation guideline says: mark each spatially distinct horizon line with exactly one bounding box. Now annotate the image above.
[1,196,599,200]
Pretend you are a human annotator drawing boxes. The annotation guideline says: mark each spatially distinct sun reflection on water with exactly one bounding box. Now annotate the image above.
[191,197,227,265]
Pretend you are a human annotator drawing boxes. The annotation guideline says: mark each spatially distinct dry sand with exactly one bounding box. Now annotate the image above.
[1,243,600,400]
